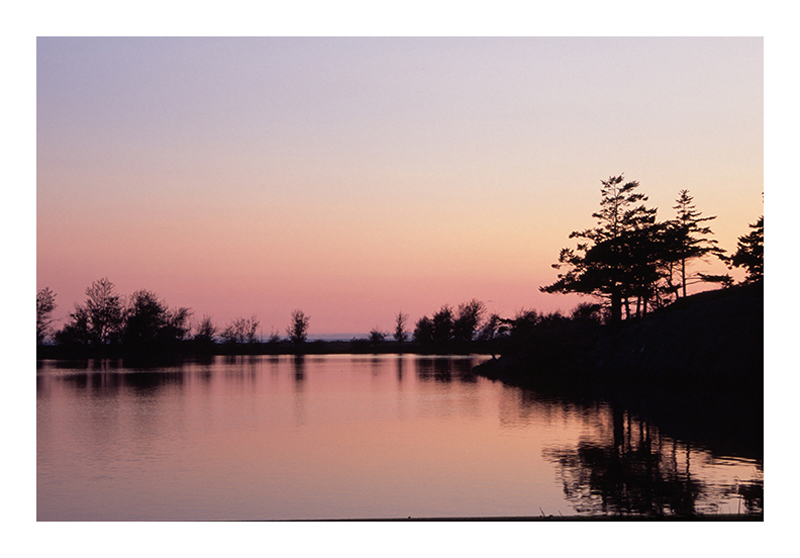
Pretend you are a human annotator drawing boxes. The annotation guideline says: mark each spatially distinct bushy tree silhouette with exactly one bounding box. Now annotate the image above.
[477,313,504,342]
[727,216,763,283]
[453,299,486,345]
[369,328,386,346]
[413,315,434,346]
[56,277,125,347]
[123,289,192,351]
[287,310,310,348]
[431,305,454,346]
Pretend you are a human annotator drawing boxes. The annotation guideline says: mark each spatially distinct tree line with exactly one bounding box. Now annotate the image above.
[399,176,762,351]
[36,278,311,356]
[540,175,762,323]
[37,174,763,356]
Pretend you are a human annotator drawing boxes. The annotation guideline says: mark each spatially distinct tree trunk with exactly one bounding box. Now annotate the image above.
[681,257,687,298]
[610,289,622,324]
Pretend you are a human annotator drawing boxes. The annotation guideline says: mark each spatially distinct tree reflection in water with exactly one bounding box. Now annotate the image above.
[415,357,478,384]
[543,405,762,517]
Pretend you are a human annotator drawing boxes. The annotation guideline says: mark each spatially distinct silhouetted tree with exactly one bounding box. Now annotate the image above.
[727,216,763,283]
[54,305,91,346]
[37,287,57,344]
[413,315,434,345]
[432,305,454,346]
[667,190,726,297]
[56,277,125,347]
[625,221,669,317]
[501,309,539,346]
[369,328,386,346]
[265,328,282,343]
[570,302,604,325]
[393,312,408,344]
[221,315,260,344]
[193,315,217,350]
[477,313,506,342]
[541,175,660,322]
[122,289,192,351]
[287,310,310,348]
[452,299,486,345]
[86,277,125,345]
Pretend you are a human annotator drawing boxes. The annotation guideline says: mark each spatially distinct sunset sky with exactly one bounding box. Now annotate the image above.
[37,37,763,336]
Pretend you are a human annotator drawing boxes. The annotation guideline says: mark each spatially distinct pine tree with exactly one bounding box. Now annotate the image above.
[541,175,660,322]
[728,216,763,283]
[668,190,726,297]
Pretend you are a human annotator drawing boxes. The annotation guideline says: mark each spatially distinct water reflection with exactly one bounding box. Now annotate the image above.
[543,405,763,517]
[38,356,762,519]
[292,355,306,384]
[415,357,478,383]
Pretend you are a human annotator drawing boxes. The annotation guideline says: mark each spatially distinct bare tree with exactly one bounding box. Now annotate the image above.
[85,277,125,345]
[287,310,310,347]
[37,287,57,344]
[221,315,260,344]
[194,315,217,343]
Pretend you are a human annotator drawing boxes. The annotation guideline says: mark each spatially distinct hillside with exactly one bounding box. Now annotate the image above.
[475,282,764,458]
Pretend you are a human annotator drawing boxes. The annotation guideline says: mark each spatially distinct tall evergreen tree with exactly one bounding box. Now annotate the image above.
[668,189,725,297]
[728,216,764,283]
[541,175,659,322]
[393,312,408,344]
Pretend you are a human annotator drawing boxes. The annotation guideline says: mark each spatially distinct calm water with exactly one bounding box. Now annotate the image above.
[37,355,762,520]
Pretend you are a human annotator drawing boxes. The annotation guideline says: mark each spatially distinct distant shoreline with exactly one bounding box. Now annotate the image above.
[36,339,497,361]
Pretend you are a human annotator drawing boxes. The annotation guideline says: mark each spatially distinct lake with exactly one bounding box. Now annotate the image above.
[37,354,762,520]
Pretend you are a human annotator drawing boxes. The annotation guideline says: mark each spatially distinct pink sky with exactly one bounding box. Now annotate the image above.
[37,37,763,336]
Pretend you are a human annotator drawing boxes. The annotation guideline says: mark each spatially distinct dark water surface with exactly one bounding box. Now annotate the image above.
[37,355,762,520]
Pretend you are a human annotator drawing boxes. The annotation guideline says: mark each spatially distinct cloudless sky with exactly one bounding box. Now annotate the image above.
[7,0,799,552]
[37,37,763,335]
